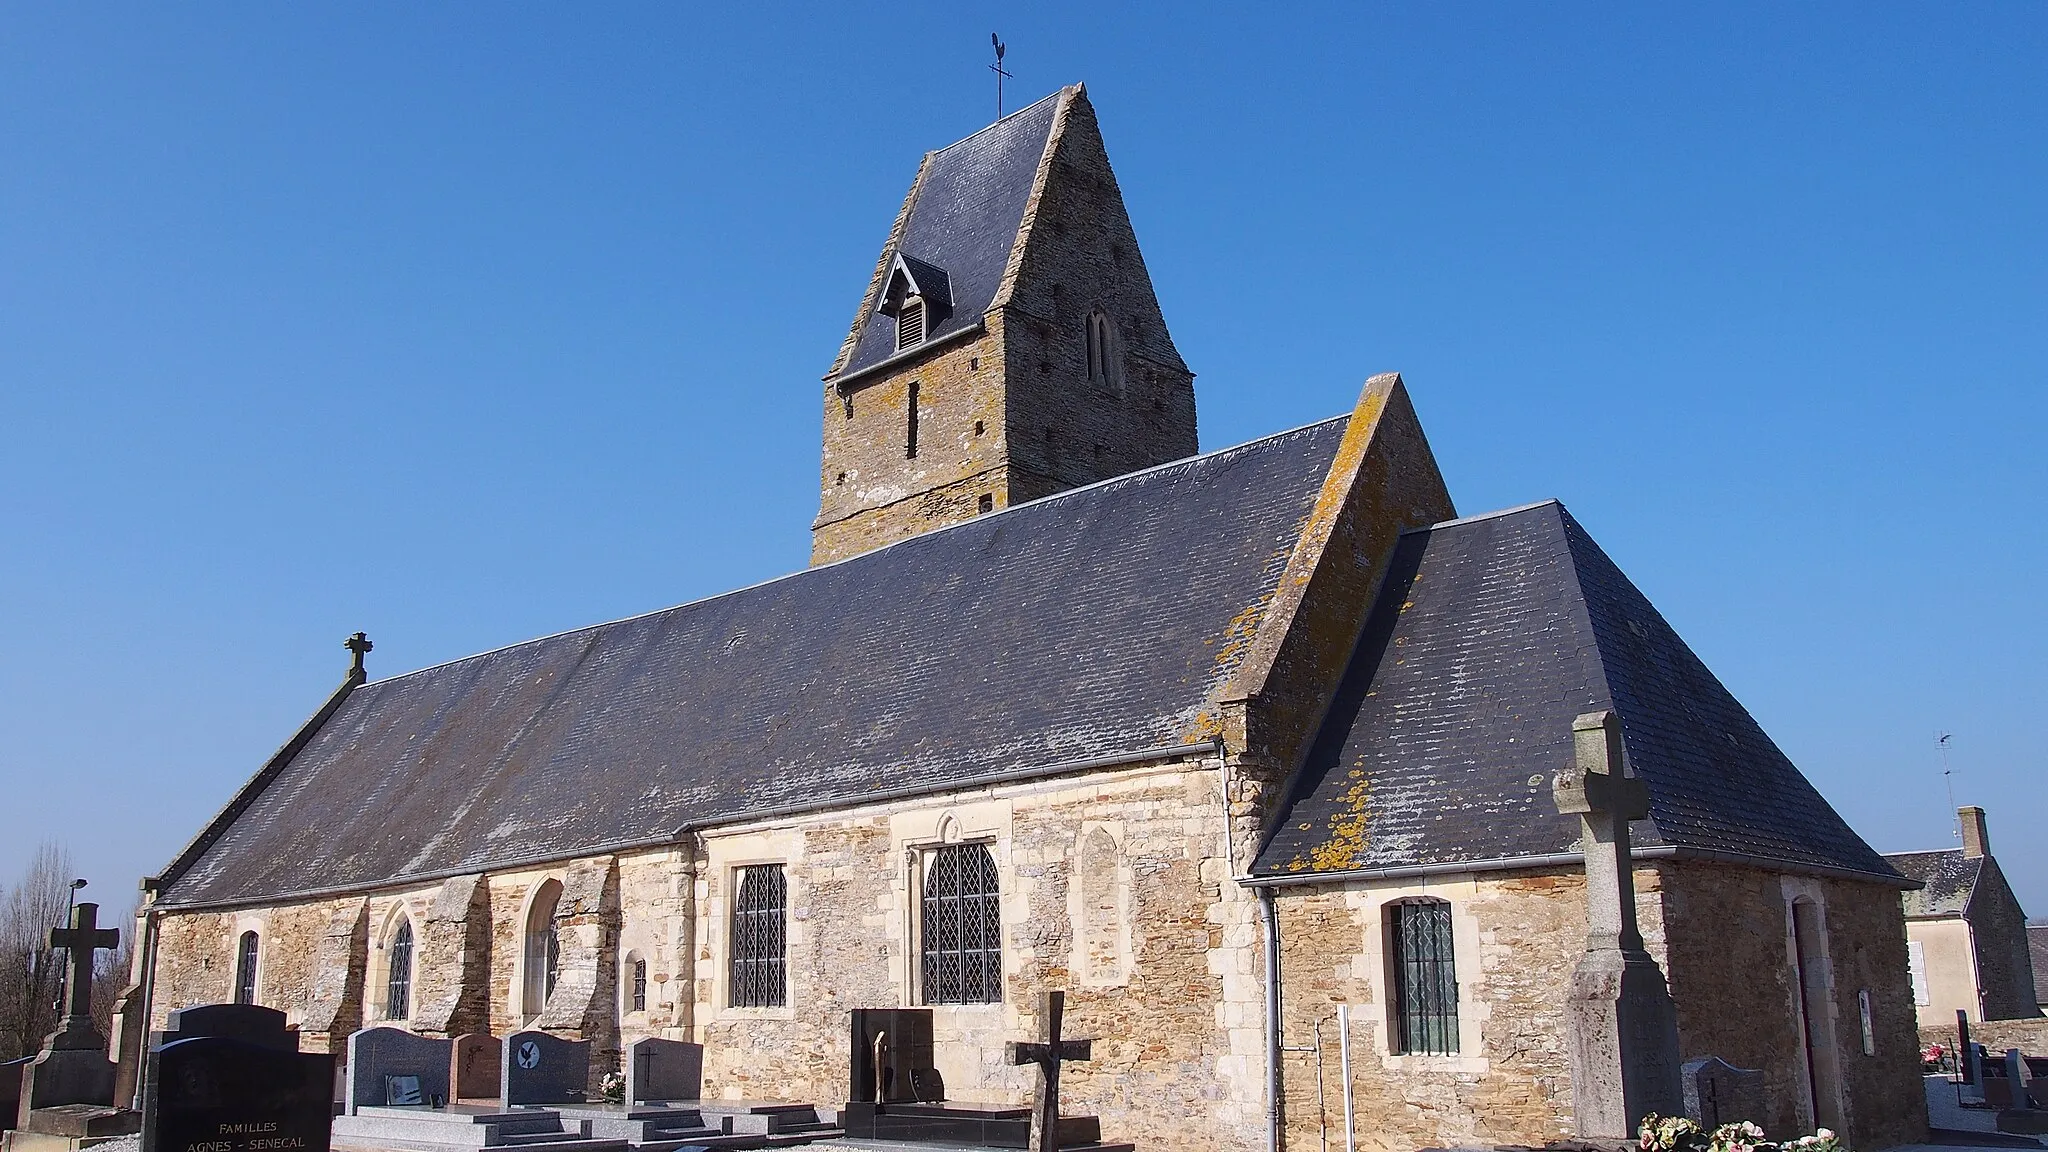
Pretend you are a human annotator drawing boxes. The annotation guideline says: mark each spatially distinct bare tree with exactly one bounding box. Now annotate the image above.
[0,843,77,1060]
[91,899,136,1040]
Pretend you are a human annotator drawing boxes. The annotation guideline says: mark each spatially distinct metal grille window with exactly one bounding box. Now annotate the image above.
[234,931,259,1005]
[630,956,648,1013]
[1390,899,1457,1055]
[731,866,787,1008]
[921,844,1001,1004]
[385,919,413,1020]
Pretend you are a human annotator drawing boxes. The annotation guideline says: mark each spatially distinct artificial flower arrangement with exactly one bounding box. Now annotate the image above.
[1639,1114,1845,1152]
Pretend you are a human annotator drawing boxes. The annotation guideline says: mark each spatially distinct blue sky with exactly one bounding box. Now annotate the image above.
[2,4,2043,918]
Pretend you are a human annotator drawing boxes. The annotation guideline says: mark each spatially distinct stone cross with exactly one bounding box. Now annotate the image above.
[1005,990,1092,1152]
[48,902,120,1050]
[1553,710,1683,1140]
[345,631,374,676]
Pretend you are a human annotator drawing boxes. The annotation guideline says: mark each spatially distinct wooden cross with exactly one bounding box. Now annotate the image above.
[1005,990,1092,1152]
[50,902,120,1032]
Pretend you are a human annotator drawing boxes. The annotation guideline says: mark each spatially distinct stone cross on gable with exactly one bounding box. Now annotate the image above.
[48,901,120,1050]
[1552,710,1683,1140]
[1005,990,1093,1152]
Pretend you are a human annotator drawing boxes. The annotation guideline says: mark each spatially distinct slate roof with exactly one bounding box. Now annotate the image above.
[1255,501,1901,882]
[1887,849,1982,917]
[2030,925,2048,1006]
[834,92,1062,379]
[158,416,1350,909]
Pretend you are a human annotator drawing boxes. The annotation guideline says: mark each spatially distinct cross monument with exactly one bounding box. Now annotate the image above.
[1005,990,1092,1152]
[49,901,122,1050]
[1552,710,1683,1141]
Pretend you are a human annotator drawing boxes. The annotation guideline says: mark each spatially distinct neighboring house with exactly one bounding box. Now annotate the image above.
[2032,922,2048,1013]
[1886,807,2043,1025]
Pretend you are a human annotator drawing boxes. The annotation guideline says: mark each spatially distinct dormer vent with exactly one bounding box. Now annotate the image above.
[897,295,926,351]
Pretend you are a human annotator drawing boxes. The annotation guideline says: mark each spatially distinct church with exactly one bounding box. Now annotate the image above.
[132,86,1927,1152]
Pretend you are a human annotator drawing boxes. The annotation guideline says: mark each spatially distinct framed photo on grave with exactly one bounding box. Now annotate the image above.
[385,1075,424,1106]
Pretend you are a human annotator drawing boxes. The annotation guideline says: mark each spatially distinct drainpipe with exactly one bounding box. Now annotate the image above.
[1259,884,1282,1152]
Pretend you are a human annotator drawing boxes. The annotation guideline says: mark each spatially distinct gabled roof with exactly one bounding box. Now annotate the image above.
[1255,501,1901,883]
[877,254,952,317]
[158,417,1351,909]
[832,91,1062,379]
[1886,849,1982,917]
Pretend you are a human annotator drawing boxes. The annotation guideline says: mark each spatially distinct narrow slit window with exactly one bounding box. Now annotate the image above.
[906,381,920,459]
[234,931,259,1006]
[896,296,926,351]
[628,955,648,1013]
[922,843,1002,1004]
[731,865,788,1007]
[385,919,414,1020]
[1389,899,1457,1054]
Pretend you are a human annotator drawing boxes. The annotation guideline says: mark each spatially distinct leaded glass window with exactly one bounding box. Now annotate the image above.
[1389,899,1457,1055]
[731,866,787,1008]
[921,843,1001,1005]
[523,880,561,1023]
[234,931,259,1006]
[385,919,413,1020]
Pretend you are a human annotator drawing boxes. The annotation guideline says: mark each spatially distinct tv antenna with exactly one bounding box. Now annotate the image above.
[1939,732,1957,839]
[990,34,1011,119]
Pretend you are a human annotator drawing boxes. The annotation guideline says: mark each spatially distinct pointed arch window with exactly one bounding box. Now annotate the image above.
[921,843,1001,1004]
[234,931,260,1006]
[522,879,562,1024]
[385,918,414,1020]
[1387,898,1457,1055]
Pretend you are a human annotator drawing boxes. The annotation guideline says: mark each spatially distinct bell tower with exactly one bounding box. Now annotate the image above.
[811,85,1197,565]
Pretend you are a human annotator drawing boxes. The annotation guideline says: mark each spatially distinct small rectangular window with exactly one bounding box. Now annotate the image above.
[906,381,920,459]
[731,865,787,1007]
[1389,900,1457,1055]
[978,494,994,514]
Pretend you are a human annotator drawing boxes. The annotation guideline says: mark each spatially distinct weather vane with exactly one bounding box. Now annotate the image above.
[990,34,1011,120]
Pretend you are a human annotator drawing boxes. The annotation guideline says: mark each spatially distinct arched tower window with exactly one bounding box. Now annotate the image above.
[1387,897,1457,1055]
[385,917,414,1020]
[921,843,1001,1004]
[1086,310,1123,396]
[233,931,260,1006]
[522,879,563,1025]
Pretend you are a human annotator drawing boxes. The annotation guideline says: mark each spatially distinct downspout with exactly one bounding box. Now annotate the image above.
[1260,884,1282,1152]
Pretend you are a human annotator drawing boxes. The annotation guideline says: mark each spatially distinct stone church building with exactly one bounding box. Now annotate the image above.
[133,87,1927,1151]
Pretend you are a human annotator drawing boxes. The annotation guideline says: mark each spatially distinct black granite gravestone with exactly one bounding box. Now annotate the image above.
[343,1028,450,1114]
[501,1031,588,1105]
[140,1005,333,1152]
[847,1008,936,1105]
[1,1058,28,1132]
[624,1038,702,1104]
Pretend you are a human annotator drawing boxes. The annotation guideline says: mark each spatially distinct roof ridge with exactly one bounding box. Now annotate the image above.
[930,89,1068,157]
[364,412,1353,691]
[1402,498,1561,535]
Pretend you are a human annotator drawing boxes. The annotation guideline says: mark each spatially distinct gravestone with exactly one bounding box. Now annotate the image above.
[847,1009,937,1105]
[1,1059,27,1132]
[141,1004,333,1152]
[1681,1057,1766,1129]
[502,1032,588,1105]
[1005,991,1095,1152]
[343,1027,450,1114]
[18,903,124,1122]
[1553,711,1684,1141]
[624,1039,701,1105]
[449,1035,499,1101]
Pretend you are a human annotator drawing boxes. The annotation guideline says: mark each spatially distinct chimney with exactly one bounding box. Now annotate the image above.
[1959,806,1990,859]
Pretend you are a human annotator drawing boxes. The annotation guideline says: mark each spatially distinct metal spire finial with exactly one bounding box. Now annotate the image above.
[990,34,1011,120]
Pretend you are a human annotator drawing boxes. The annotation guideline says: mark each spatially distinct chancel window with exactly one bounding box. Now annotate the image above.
[234,931,259,1006]
[1389,898,1457,1055]
[385,919,413,1021]
[921,843,1001,1004]
[522,879,562,1024]
[731,865,787,1008]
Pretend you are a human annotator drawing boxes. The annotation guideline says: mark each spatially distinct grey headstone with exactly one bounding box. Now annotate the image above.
[625,1038,702,1104]
[450,1034,500,1101]
[2009,1050,2036,1111]
[1681,1056,1766,1129]
[502,1031,588,1105]
[344,1028,450,1114]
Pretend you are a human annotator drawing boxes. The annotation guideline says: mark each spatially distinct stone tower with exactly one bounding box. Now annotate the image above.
[812,85,1197,565]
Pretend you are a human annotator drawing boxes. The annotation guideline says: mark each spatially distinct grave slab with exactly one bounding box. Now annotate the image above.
[1681,1057,1767,1130]
[345,1028,451,1114]
[140,1004,333,1152]
[501,1033,587,1106]
[622,1040,701,1106]
[449,1037,499,1102]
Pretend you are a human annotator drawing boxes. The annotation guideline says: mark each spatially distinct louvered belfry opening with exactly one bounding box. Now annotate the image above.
[731,865,788,1007]
[921,843,1002,1004]
[896,295,926,351]
[1390,898,1458,1054]
[386,918,414,1020]
[234,931,259,1005]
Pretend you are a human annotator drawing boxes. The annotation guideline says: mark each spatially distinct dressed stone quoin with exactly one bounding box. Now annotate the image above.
[118,85,1931,1152]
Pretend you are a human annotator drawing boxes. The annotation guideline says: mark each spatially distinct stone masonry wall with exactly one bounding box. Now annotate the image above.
[1968,857,2044,1022]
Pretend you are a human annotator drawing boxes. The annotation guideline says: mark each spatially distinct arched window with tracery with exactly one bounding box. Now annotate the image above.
[385,918,414,1021]
[921,843,1001,1004]
[233,931,260,1006]
[522,879,562,1024]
